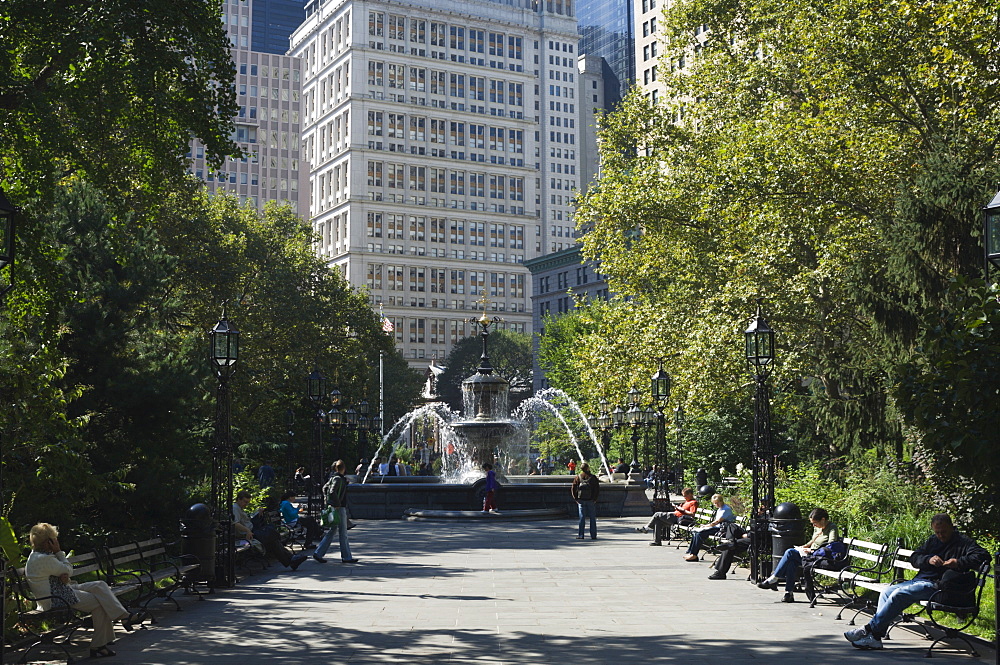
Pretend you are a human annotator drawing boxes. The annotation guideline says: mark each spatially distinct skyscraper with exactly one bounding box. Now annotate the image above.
[291,0,591,367]
[577,0,635,106]
[252,0,308,54]
[187,0,309,214]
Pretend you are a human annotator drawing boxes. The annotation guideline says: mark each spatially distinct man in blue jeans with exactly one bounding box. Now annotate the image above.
[844,513,988,650]
[572,463,599,540]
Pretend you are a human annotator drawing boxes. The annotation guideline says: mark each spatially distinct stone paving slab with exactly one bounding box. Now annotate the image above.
[18,518,997,664]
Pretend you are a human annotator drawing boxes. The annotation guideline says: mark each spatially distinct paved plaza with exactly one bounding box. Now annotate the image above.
[38,518,997,664]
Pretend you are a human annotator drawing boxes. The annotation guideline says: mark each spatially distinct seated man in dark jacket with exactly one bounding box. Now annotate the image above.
[844,513,989,650]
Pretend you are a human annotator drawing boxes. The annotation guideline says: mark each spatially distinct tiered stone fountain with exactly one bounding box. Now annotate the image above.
[348,310,650,520]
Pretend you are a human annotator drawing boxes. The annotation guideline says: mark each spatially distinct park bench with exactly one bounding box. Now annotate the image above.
[807,536,892,613]
[669,506,715,546]
[8,548,147,663]
[102,538,202,617]
[839,542,993,658]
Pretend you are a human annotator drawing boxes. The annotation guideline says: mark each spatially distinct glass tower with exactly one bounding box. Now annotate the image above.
[576,0,634,106]
[252,0,308,54]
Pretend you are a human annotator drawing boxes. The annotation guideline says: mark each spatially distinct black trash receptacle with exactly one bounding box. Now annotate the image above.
[695,468,708,488]
[181,503,217,583]
[769,502,805,574]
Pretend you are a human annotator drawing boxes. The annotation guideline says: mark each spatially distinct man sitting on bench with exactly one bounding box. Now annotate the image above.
[636,487,698,546]
[844,513,989,651]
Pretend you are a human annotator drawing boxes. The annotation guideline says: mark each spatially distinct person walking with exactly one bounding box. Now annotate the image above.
[571,463,600,540]
[313,460,359,564]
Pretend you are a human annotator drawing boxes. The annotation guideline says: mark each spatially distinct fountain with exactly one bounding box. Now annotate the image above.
[348,305,652,519]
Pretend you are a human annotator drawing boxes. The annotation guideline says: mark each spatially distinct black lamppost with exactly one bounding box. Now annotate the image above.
[611,404,626,462]
[651,362,671,509]
[358,399,371,460]
[595,397,613,465]
[209,311,239,588]
[745,301,776,583]
[674,404,685,493]
[306,368,327,517]
[0,190,17,660]
[625,387,642,473]
[982,191,1000,665]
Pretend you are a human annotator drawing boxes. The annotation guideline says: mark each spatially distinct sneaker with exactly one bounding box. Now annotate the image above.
[649,541,662,546]
[708,571,726,580]
[635,526,649,534]
[850,633,883,650]
[843,628,868,643]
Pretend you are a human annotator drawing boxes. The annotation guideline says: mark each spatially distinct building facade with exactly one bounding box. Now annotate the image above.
[524,246,609,391]
[576,0,634,106]
[187,0,310,214]
[290,0,593,367]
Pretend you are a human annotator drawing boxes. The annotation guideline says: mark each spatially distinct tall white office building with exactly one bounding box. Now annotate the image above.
[290,0,587,367]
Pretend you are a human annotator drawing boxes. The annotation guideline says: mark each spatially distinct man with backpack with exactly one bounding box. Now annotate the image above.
[571,463,600,540]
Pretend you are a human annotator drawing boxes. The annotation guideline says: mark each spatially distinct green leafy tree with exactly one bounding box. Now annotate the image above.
[572,0,1000,481]
[0,0,238,203]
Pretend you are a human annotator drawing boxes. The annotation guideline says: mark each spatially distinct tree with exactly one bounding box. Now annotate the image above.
[572,0,1000,479]
[0,180,422,535]
[437,330,533,414]
[0,0,237,204]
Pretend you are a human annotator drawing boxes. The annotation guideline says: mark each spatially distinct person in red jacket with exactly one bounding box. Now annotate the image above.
[636,487,698,545]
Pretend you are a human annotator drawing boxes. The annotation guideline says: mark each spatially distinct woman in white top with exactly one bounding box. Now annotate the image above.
[24,523,140,658]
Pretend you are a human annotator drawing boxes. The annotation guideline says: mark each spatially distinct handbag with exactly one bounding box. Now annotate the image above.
[48,575,79,607]
[320,505,341,527]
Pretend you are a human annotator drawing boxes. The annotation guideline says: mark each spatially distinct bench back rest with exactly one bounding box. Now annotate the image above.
[842,536,893,573]
[67,550,104,582]
[103,542,145,574]
[135,538,169,563]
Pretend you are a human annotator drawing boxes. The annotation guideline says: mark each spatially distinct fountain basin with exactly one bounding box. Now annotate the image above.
[347,478,651,519]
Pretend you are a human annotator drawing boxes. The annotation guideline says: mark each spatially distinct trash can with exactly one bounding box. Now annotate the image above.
[695,468,708,488]
[181,503,217,583]
[769,501,805,572]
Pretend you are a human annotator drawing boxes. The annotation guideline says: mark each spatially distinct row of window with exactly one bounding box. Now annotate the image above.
[237,84,300,102]
[237,64,300,82]
[365,245,525,263]
[368,265,526,298]
[366,63,525,106]
[368,14,525,61]
[376,316,526,348]
[366,213,525,247]
[367,114,525,152]
[366,162,525,200]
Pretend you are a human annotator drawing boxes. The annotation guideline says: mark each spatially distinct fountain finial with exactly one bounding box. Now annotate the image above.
[467,295,504,375]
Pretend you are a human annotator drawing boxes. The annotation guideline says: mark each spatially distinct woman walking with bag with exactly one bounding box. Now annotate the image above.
[313,460,359,564]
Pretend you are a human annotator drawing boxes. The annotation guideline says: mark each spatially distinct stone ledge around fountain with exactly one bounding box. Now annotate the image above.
[403,508,567,521]
[347,479,652,520]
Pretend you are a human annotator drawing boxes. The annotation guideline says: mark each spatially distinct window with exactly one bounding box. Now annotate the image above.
[367,161,383,186]
[367,211,383,237]
[367,264,383,289]
[368,11,384,36]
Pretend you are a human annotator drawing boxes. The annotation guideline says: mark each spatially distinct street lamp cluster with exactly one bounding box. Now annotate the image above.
[305,368,380,514]
[591,365,677,507]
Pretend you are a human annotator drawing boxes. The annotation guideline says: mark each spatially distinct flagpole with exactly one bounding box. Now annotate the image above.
[379,350,385,437]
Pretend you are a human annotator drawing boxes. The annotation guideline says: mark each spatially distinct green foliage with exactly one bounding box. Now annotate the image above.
[0,0,238,203]
[437,329,533,412]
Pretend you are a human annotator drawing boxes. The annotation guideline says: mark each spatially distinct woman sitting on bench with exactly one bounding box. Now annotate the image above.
[757,507,839,602]
[24,523,140,658]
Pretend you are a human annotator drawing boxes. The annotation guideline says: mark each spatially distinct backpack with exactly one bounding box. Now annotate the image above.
[577,477,593,500]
